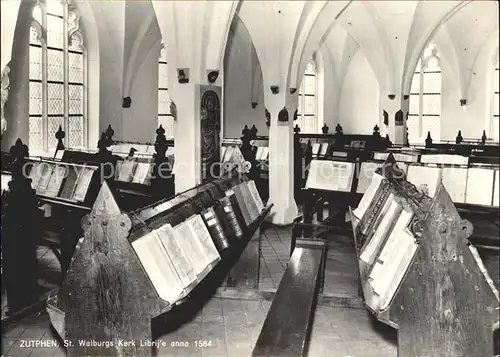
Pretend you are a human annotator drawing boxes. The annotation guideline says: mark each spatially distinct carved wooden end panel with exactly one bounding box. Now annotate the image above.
[60,183,168,357]
[390,182,499,357]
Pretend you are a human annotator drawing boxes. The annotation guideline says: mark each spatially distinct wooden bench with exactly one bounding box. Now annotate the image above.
[251,238,325,357]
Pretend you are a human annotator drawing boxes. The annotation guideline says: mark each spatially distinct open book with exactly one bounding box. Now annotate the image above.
[131,230,185,304]
[305,160,355,192]
[368,208,417,311]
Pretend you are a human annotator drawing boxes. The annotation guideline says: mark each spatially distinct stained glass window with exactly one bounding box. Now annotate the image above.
[296,61,318,133]
[158,44,174,139]
[28,0,86,154]
[408,44,441,143]
[492,61,499,141]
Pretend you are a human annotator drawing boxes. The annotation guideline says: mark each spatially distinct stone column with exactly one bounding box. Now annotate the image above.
[381,94,409,146]
[168,81,202,194]
[267,91,299,225]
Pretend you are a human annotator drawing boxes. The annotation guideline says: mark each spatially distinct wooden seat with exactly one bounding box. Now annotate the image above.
[252,239,324,357]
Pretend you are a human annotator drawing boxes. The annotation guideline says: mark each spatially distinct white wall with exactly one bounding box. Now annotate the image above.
[122,42,160,143]
[223,18,267,139]
[338,50,380,134]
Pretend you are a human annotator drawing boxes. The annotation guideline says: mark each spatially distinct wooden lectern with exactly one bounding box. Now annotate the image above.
[351,155,499,357]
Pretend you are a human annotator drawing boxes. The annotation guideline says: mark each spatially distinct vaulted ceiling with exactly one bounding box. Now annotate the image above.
[2,0,498,105]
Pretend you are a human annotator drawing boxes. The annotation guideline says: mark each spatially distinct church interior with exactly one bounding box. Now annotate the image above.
[1,1,499,357]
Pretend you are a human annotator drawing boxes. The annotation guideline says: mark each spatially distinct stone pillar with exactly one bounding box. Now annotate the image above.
[169,82,202,194]
[381,94,409,146]
[267,92,299,225]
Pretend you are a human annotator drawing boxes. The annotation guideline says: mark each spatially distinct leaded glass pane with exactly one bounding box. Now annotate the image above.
[68,11,78,32]
[493,93,499,117]
[46,0,63,16]
[422,94,440,116]
[406,117,420,143]
[29,46,42,80]
[494,68,499,95]
[160,46,167,62]
[304,75,315,95]
[30,25,41,45]
[423,72,441,93]
[304,95,315,115]
[29,82,43,115]
[68,52,84,83]
[69,33,83,52]
[422,115,440,140]
[47,83,64,114]
[68,116,83,147]
[158,63,168,87]
[409,95,420,115]
[29,117,43,150]
[410,74,420,94]
[32,5,42,24]
[298,116,316,133]
[158,89,171,115]
[68,85,83,114]
[492,118,499,141]
[305,62,315,75]
[298,81,304,96]
[47,116,64,148]
[47,49,64,81]
[47,15,64,48]
[158,116,174,139]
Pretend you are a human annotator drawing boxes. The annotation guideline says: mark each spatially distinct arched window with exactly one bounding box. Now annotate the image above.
[492,60,499,141]
[408,44,442,143]
[29,0,86,154]
[296,61,319,133]
[158,44,174,139]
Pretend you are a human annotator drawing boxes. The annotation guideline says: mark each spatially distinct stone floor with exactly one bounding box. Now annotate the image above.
[2,222,498,357]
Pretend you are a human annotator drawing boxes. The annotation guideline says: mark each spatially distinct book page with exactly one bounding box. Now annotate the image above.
[353,173,385,220]
[246,180,265,212]
[373,152,389,161]
[220,146,227,162]
[465,167,495,206]
[319,143,329,156]
[36,164,55,195]
[132,162,152,185]
[44,165,66,197]
[393,153,419,163]
[378,229,418,311]
[224,146,235,163]
[312,143,321,156]
[156,224,198,288]
[357,162,381,194]
[54,150,65,160]
[305,160,355,192]
[407,165,441,197]
[59,166,79,200]
[255,146,264,161]
[131,231,185,304]
[261,147,269,161]
[28,162,43,189]
[360,195,402,265]
[441,167,467,203]
[117,159,138,182]
[186,215,220,265]
[420,154,469,166]
[494,170,499,207]
[369,208,414,295]
[72,167,94,202]
[173,221,210,276]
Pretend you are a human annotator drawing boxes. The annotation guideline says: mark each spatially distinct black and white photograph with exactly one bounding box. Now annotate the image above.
[1,0,499,356]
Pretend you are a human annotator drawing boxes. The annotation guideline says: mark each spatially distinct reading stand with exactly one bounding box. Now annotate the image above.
[47,172,272,356]
[351,155,499,356]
